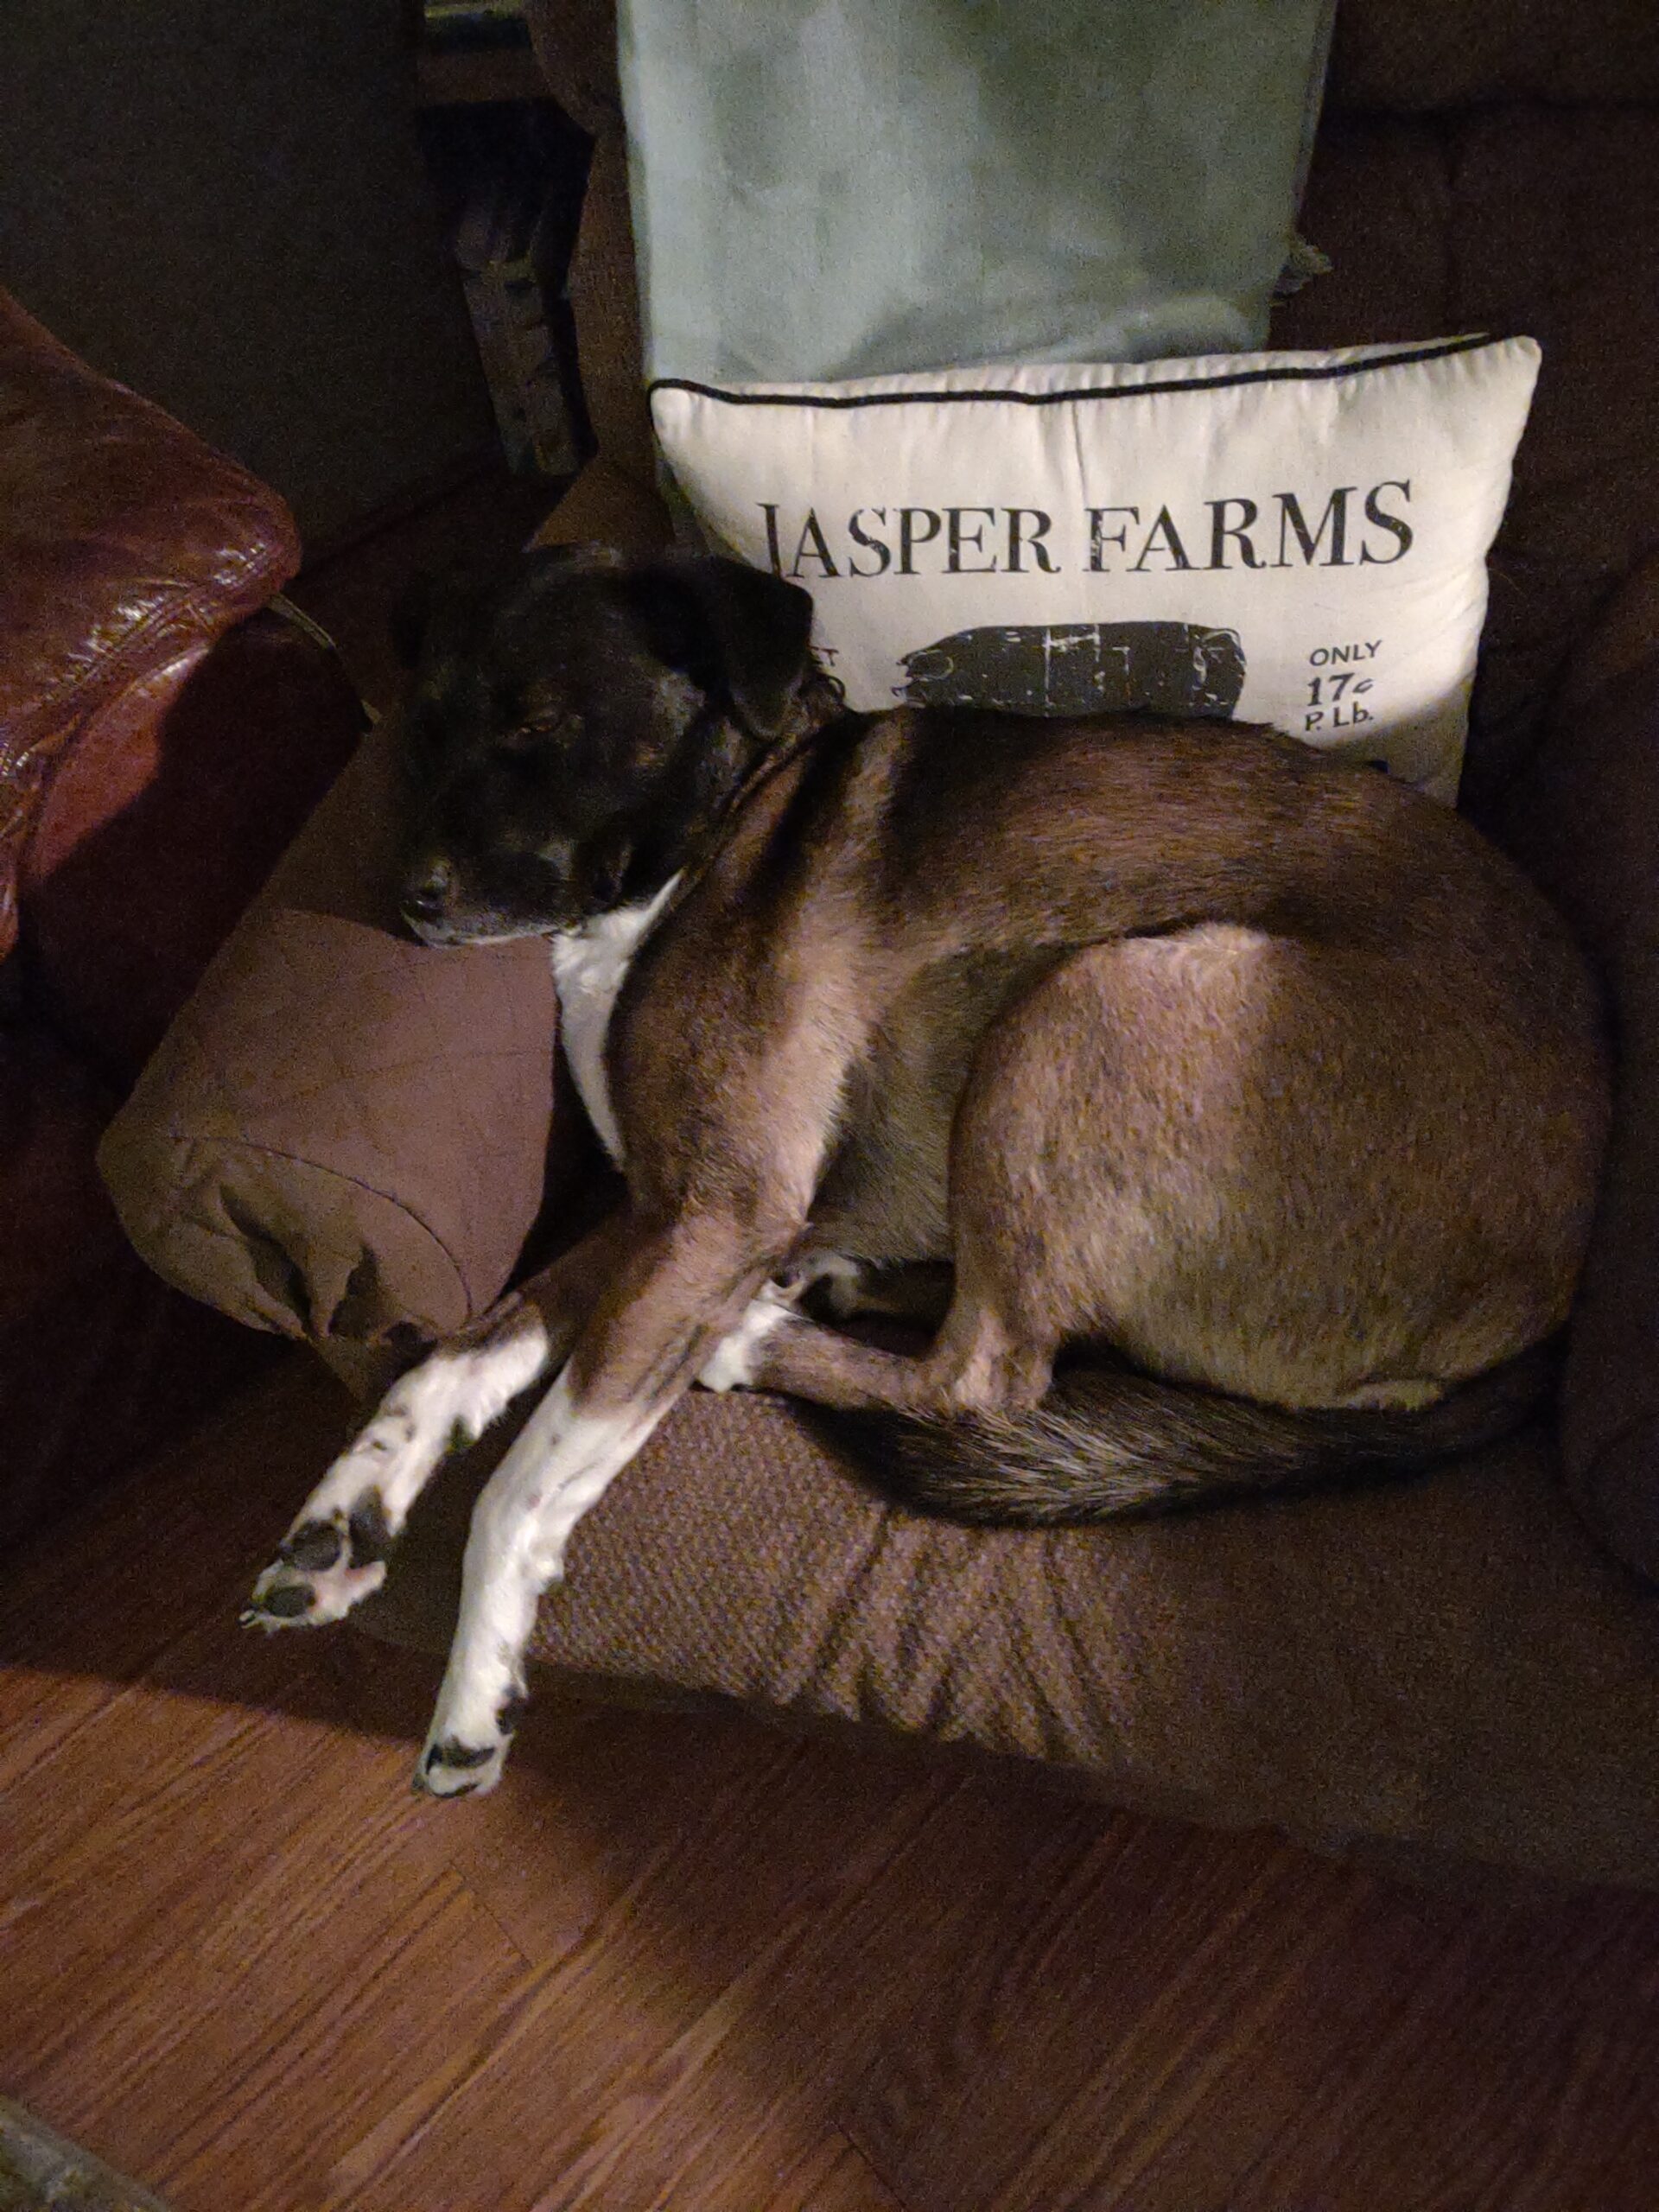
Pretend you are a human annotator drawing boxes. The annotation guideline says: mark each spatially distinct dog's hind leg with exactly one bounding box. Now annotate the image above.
[242,1214,632,1631]
[706,1262,1057,1420]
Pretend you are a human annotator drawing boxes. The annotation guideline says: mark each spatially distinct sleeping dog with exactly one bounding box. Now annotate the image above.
[243,545,1608,1796]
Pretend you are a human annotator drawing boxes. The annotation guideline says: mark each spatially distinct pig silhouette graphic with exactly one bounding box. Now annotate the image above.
[899,621,1246,717]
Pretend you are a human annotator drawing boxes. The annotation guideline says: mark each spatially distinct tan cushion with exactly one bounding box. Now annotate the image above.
[360,1386,1659,1891]
[99,714,561,1394]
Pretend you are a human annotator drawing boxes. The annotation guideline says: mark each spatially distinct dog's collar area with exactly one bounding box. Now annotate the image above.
[710,679,863,830]
[553,872,683,952]
[628,690,851,934]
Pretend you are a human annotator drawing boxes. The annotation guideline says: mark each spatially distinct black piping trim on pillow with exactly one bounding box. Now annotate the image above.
[649,334,1501,410]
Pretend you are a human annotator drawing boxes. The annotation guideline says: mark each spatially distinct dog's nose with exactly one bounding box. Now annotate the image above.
[402,862,452,926]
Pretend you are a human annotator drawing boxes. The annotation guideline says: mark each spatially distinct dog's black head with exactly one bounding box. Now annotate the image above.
[394,546,817,944]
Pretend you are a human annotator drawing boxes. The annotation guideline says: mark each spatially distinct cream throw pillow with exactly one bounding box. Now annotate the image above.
[652,336,1541,803]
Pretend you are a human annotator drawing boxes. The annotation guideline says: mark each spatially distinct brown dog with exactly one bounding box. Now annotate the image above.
[243,546,1609,1796]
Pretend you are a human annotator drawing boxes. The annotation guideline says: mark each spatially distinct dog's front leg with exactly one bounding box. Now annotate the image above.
[243,1211,633,1631]
[415,1213,784,1796]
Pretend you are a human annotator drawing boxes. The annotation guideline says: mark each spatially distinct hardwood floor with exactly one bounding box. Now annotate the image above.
[4,1356,1659,2212]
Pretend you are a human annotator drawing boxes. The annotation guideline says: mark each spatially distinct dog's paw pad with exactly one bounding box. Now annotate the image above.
[278,1519,344,1572]
[414,1733,507,1799]
[239,1576,317,1629]
[345,1494,393,1567]
[244,1498,392,1630]
[698,1283,797,1392]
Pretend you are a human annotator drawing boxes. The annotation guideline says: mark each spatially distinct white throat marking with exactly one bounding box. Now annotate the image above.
[548,874,681,1165]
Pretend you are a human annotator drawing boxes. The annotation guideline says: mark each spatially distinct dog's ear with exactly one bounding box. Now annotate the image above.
[650,557,817,739]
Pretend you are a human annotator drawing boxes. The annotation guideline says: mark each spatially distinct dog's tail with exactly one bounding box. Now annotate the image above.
[810,1344,1557,1527]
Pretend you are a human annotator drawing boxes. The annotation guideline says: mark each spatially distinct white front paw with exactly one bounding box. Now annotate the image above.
[698,1282,798,1392]
[414,1680,530,1800]
[414,1729,512,1798]
[241,1500,392,1630]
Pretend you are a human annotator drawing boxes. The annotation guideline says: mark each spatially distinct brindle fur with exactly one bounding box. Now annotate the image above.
[396,546,1607,1522]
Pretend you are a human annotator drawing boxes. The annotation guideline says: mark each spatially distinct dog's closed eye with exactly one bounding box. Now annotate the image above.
[496,710,581,755]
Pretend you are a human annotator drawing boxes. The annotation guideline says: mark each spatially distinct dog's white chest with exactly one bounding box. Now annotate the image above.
[548,876,680,1166]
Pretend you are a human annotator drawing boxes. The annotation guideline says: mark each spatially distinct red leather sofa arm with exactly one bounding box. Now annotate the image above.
[0,285,300,969]
[0,287,368,1075]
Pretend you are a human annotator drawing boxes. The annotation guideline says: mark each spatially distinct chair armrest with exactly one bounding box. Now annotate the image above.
[98,710,563,1400]
[1498,554,1659,1580]
[0,286,300,962]
[22,605,366,1077]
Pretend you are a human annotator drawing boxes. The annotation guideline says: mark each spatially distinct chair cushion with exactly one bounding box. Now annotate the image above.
[360,1385,1659,1891]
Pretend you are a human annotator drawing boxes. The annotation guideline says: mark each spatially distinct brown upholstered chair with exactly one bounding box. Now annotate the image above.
[101,0,1659,1889]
